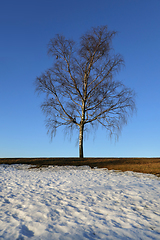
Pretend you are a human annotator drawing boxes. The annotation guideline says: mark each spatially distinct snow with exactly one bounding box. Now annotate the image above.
[0,164,160,240]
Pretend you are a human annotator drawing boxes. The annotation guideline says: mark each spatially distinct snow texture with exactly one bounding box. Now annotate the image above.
[0,164,160,240]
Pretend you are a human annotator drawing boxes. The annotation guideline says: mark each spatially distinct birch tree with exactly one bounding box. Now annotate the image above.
[35,26,136,158]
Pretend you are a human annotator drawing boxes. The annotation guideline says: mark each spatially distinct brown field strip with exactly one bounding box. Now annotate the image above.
[0,158,160,176]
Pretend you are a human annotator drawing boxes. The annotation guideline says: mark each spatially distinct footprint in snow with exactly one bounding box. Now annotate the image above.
[19,224,34,238]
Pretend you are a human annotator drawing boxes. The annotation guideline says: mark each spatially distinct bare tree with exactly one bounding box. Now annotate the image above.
[35,26,136,158]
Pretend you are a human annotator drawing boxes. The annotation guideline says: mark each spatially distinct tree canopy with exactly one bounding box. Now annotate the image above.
[35,26,136,157]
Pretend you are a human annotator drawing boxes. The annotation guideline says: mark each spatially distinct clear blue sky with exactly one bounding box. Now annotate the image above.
[1,0,160,158]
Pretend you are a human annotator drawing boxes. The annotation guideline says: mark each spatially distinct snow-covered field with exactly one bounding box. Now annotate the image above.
[0,165,160,240]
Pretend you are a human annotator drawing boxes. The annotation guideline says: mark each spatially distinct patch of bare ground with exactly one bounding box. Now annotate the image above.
[0,158,160,176]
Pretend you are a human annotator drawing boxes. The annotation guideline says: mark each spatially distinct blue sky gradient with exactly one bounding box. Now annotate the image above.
[1,0,160,157]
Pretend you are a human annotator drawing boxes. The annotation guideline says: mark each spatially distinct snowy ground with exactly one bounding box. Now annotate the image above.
[0,165,160,240]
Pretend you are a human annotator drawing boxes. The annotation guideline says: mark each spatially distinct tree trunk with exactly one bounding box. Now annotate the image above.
[79,124,84,158]
[79,99,85,158]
